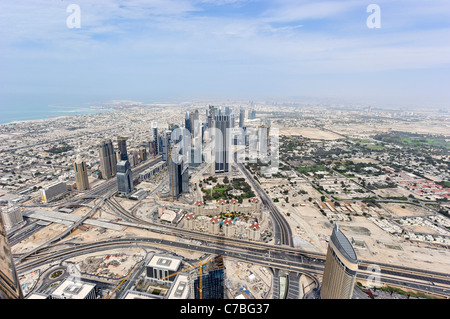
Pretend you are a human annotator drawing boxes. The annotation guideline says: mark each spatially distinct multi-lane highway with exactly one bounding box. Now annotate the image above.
[13,156,163,261]
[12,154,450,298]
[235,156,293,247]
[16,234,450,298]
[14,188,450,298]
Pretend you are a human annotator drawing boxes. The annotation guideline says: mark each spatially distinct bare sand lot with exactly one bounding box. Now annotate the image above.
[328,122,449,138]
[279,201,450,274]
[279,127,343,140]
[402,224,442,235]
[381,203,433,217]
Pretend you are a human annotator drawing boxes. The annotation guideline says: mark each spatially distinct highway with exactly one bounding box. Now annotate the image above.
[13,156,162,262]
[11,154,450,298]
[235,156,293,247]
[15,235,450,298]
[14,176,450,298]
[14,187,450,298]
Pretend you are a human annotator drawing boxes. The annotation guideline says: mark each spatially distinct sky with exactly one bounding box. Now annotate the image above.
[0,0,450,110]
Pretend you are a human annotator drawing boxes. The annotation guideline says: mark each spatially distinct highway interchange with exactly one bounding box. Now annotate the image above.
[10,155,450,299]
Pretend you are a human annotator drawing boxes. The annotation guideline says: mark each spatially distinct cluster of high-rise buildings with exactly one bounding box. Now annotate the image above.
[68,105,265,200]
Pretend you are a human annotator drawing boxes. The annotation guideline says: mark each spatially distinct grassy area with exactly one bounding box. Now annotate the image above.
[354,138,373,144]
[297,165,326,173]
[437,181,450,188]
[379,285,435,299]
[374,132,450,152]
[201,178,255,201]
[354,139,386,150]
[357,282,435,299]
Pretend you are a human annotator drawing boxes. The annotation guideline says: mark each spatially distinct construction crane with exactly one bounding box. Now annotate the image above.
[161,255,224,299]
[106,256,223,299]
[161,258,213,299]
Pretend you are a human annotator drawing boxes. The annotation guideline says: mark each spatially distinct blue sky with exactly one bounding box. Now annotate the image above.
[1,0,449,109]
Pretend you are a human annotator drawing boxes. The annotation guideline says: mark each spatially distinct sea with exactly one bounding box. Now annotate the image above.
[0,102,111,125]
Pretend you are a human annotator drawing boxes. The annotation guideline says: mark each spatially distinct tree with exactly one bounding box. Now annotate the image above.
[321,195,326,202]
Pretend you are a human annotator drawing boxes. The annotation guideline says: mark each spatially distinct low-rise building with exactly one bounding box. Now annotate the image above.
[145,253,183,285]
[39,181,67,203]
[51,277,97,299]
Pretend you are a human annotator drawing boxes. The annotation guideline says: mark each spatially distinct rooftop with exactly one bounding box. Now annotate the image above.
[51,278,96,299]
[166,274,190,299]
[331,224,358,264]
[147,253,182,272]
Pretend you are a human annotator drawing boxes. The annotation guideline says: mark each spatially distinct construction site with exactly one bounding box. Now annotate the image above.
[129,254,226,300]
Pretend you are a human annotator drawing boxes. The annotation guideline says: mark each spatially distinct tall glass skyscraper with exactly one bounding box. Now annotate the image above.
[321,224,358,299]
[193,255,224,299]
[117,137,128,161]
[117,160,133,195]
[0,216,23,299]
[99,139,117,180]
[74,159,90,191]
[213,114,231,173]
[239,107,245,128]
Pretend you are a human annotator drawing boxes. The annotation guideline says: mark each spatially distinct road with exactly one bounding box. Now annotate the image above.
[11,154,450,298]
[15,236,450,298]
[235,156,293,247]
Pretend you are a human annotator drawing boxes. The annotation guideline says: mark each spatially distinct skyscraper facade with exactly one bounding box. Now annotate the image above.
[99,139,117,180]
[193,255,224,299]
[189,109,202,167]
[149,140,157,157]
[73,159,90,191]
[152,127,159,154]
[117,137,128,161]
[213,114,231,173]
[168,143,189,200]
[185,111,191,134]
[0,215,23,299]
[139,147,147,162]
[117,160,133,195]
[161,130,172,162]
[169,159,182,200]
[321,224,358,299]
[239,107,245,128]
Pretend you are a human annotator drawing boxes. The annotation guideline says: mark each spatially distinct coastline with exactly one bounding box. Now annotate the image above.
[1,108,112,126]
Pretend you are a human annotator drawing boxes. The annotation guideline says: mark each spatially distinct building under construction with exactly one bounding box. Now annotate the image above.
[192,255,225,299]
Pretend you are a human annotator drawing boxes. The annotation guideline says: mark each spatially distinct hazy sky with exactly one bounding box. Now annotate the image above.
[1,0,449,109]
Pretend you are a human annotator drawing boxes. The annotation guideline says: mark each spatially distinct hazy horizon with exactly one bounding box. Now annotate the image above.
[1,0,449,111]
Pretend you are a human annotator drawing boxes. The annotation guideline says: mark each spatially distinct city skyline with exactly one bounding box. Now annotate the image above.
[1,0,449,113]
[0,102,449,301]
[1,0,449,305]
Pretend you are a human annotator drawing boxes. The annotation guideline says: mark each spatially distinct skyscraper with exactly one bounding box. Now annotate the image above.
[193,255,225,299]
[189,109,200,137]
[152,127,159,155]
[189,109,202,167]
[161,130,172,162]
[185,111,191,134]
[73,159,90,191]
[99,139,117,180]
[117,137,128,161]
[207,105,217,129]
[0,215,23,299]
[139,147,147,162]
[117,160,133,195]
[239,107,245,128]
[321,224,358,299]
[213,114,231,173]
[169,144,182,200]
